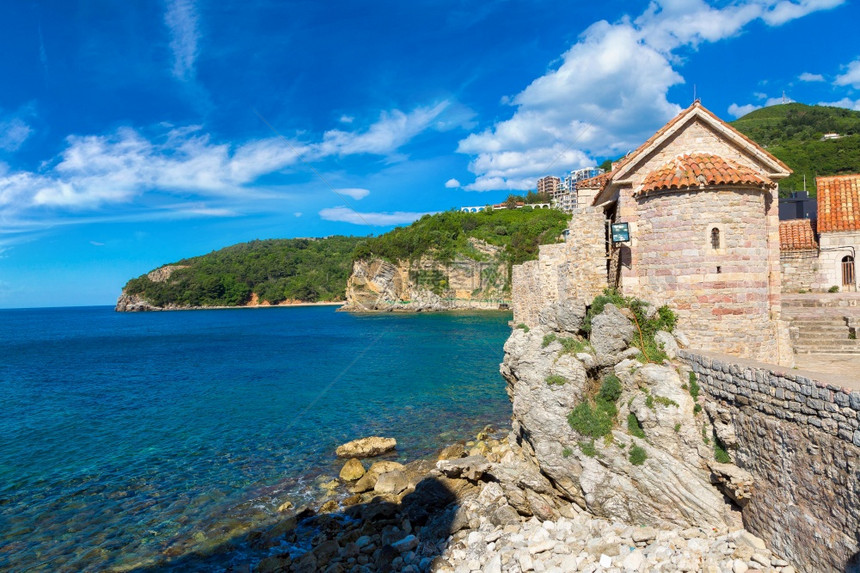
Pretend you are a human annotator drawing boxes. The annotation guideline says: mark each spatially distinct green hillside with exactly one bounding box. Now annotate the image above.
[122,236,363,307]
[729,102,860,194]
[121,207,569,308]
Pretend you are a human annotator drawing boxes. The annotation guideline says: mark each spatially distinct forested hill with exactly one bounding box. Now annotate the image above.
[729,102,860,194]
[118,207,570,309]
[120,236,364,307]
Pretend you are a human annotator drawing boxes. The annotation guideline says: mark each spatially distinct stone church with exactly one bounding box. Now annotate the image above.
[513,101,795,366]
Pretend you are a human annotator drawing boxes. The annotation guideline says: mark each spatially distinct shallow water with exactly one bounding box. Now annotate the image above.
[0,305,512,571]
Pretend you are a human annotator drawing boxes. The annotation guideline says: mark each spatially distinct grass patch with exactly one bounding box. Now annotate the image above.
[629,445,647,465]
[516,323,530,333]
[542,333,557,348]
[702,424,710,444]
[645,394,654,410]
[568,374,623,438]
[627,413,646,438]
[688,372,701,400]
[673,422,681,433]
[652,395,679,408]
[694,403,702,415]
[829,285,840,293]
[562,447,573,458]
[579,440,597,458]
[713,434,731,463]
[559,336,591,355]
[546,374,567,386]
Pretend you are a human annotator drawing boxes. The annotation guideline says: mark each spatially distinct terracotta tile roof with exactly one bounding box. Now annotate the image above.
[779,219,818,251]
[578,171,613,190]
[637,153,775,195]
[817,174,860,232]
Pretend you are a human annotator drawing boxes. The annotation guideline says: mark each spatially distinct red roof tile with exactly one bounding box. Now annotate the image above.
[578,171,613,190]
[638,154,775,195]
[779,219,818,251]
[817,174,860,233]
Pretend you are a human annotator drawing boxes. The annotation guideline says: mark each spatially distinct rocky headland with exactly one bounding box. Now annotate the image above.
[141,296,798,573]
[341,239,509,313]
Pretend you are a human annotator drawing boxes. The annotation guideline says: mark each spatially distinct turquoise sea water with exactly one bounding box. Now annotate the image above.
[0,305,513,571]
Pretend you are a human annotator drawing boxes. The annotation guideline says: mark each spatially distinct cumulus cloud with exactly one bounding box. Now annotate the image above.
[835,58,860,89]
[444,178,461,188]
[337,188,370,200]
[0,103,451,214]
[819,98,860,111]
[318,206,433,226]
[456,0,846,191]
[164,0,200,81]
[728,103,761,118]
[799,72,825,82]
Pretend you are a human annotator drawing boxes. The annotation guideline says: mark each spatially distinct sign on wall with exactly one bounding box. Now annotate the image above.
[611,222,630,243]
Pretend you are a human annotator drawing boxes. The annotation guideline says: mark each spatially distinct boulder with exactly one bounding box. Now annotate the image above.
[374,470,409,495]
[336,436,397,458]
[538,299,587,333]
[351,461,405,493]
[339,458,366,481]
[590,303,636,358]
[435,455,491,482]
[654,330,679,359]
[438,443,467,460]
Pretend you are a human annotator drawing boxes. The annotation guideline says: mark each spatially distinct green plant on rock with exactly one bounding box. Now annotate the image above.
[546,374,567,386]
[567,375,623,438]
[652,395,679,408]
[579,440,597,458]
[688,372,701,400]
[542,333,557,347]
[645,394,655,410]
[629,445,647,465]
[560,336,592,355]
[516,323,530,333]
[627,413,646,438]
[713,434,731,464]
[562,447,573,458]
[673,422,681,433]
[829,285,840,293]
[694,403,702,415]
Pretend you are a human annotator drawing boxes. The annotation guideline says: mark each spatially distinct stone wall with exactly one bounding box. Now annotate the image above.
[680,349,860,572]
[780,250,822,292]
[511,207,607,326]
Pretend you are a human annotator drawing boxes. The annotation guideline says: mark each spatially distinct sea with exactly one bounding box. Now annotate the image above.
[0,305,514,572]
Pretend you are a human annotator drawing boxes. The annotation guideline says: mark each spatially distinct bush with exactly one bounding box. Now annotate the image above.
[673,422,681,433]
[598,374,623,403]
[568,374,624,438]
[652,395,679,408]
[688,372,701,400]
[516,323,530,333]
[559,337,591,354]
[579,440,597,458]
[629,445,647,465]
[546,374,567,386]
[562,447,573,458]
[829,285,840,293]
[627,413,646,438]
[542,333,557,348]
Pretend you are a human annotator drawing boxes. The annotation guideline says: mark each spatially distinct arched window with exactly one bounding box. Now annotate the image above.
[842,255,855,286]
[711,227,721,250]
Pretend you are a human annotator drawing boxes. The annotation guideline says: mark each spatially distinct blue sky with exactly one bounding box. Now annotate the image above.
[1,0,859,308]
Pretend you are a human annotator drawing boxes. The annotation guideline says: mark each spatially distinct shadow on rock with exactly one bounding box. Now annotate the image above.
[129,476,462,573]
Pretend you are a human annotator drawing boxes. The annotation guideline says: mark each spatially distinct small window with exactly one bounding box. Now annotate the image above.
[711,228,721,250]
[843,255,855,286]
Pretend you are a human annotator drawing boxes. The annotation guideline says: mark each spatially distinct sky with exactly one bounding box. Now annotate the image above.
[1,0,859,308]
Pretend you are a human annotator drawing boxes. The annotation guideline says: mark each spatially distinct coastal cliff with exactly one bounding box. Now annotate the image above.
[342,239,509,312]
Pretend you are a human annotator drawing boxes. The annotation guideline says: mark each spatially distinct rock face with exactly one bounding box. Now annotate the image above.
[342,239,509,312]
[114,265,187,311]
[336,437,397,458]
[500,301,741,531]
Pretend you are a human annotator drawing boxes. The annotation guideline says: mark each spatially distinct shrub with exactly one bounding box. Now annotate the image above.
[629,445,647,465]
[652,395,679,408]
[542,333,557,347]
[562,447,573,458]
[559,337,591,355]
[714,442,731,463]
[516,323,530,333]
[688,372,701,400]
[694,403,702,414]
[598,375,623,403]
[546,374,567,386]
[829,285,840,293]
[579,440,597,458]
[568,403,614,438]
[627,413,646,438]
[645,394,655,410]
[673,422,681,433]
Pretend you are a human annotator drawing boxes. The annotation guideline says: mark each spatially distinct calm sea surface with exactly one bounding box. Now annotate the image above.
[0,305,513,571]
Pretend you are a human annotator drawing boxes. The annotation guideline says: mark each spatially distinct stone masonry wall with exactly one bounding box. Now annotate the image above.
[780,250,822,292]
[818,231,860,292]
[680,349,860,572]
[512,207,607,326]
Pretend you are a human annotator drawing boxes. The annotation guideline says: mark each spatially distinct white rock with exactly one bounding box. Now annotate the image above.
[482,554,501,573]
[528,539,556,555]
[734,530,766,550]
[622,549,645,570]
[732,559,748,573]
[599,554,612,567]
[518,552,535,571]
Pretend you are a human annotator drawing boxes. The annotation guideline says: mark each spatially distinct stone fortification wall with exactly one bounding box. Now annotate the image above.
[680,349,860,572]
[780,250,822,292]
[511,207,607,326]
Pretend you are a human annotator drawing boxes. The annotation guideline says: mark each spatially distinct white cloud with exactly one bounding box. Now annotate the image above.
[164,0,200,81]
[819,98,860,111]
[0,117,32,151]
[728,103,761,118]
[337,188,370,200]
[294,212,303,217]
[0,102,449,214]
[319,206,434,226]
[835,58,860,89]
[799,72,825,82]
[445,178,461,188]
[339,115,354,124]
[456,0,846,191]
[89,240,104,246]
